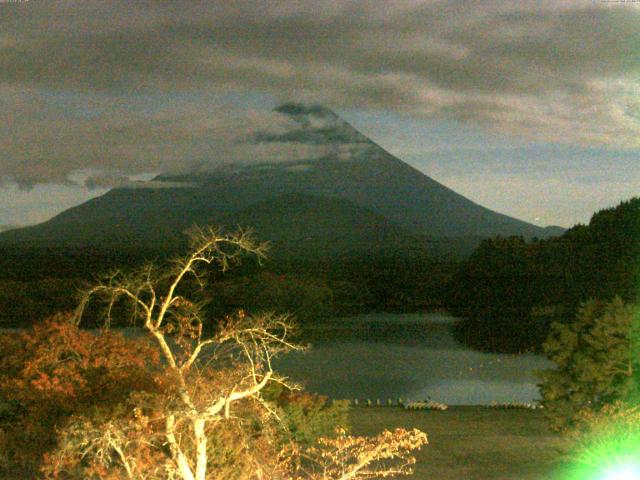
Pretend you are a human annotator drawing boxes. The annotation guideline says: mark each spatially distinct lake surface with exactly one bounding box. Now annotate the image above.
[2,312,554,406]
[273,312,554,405]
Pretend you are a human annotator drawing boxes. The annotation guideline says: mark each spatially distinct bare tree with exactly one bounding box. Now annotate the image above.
[62,226,428,480]
[72,227,302,480]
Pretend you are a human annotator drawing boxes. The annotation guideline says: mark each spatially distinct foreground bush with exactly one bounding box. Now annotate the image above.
[0,314,160,477]
[272,388,351,447]
[537,297,640,432]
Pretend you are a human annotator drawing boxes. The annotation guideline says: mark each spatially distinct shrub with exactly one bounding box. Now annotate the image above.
[300,427,428,480]
[274,389,350,446]
[0,313,160,477]
[536,297,640,432]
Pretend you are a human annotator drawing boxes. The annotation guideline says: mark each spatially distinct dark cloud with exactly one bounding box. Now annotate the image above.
[0,86,367,186]
[0,0,639,186]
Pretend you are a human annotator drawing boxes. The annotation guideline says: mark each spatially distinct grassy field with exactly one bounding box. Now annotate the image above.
[349,406,573,480]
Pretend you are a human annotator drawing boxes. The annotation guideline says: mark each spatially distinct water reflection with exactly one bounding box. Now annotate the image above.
[273,312,554,405]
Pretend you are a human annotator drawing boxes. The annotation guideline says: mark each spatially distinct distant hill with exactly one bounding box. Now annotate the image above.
[0,103,564,259]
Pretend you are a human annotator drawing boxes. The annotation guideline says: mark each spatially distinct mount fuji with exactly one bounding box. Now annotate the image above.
[0,104,564,259]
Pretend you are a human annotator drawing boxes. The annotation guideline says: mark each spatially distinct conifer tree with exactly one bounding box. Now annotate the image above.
[537,297,640,432]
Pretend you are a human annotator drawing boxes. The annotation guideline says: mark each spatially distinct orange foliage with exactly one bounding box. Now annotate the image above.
[3,313,160,406]
[300,427,429,480]
[0,313,161,476]
[0,313,429,480]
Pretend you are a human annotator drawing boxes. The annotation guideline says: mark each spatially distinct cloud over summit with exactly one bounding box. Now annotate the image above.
[1,0,639,187]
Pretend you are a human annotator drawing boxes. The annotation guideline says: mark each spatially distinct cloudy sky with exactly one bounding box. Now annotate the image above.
[1,0,639,228]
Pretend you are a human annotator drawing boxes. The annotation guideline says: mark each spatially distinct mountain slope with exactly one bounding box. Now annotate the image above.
[217,192,422,258]
[0,103,563,256]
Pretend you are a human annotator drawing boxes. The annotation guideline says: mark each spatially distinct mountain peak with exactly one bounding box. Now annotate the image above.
[264,103,369,148]
[274,103,337,119]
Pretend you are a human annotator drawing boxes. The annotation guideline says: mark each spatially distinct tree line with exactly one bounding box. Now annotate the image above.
[0,247,454,329]
[1,197,637,356]
[447,197,640,353]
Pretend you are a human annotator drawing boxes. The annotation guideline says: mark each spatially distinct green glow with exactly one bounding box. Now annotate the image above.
[602,462,640,480]
[554,414,640,480]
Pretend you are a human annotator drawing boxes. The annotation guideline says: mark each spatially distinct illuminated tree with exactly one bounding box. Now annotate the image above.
[297,427,428,480]
[35,226,428,480]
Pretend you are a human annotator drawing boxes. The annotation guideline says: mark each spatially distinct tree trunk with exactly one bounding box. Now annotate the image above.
[194,418,208,480]
[166,414,196,480]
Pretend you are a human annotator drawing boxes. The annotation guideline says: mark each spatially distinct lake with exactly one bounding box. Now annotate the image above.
[2,312,554,406]
[273,312,555,405]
